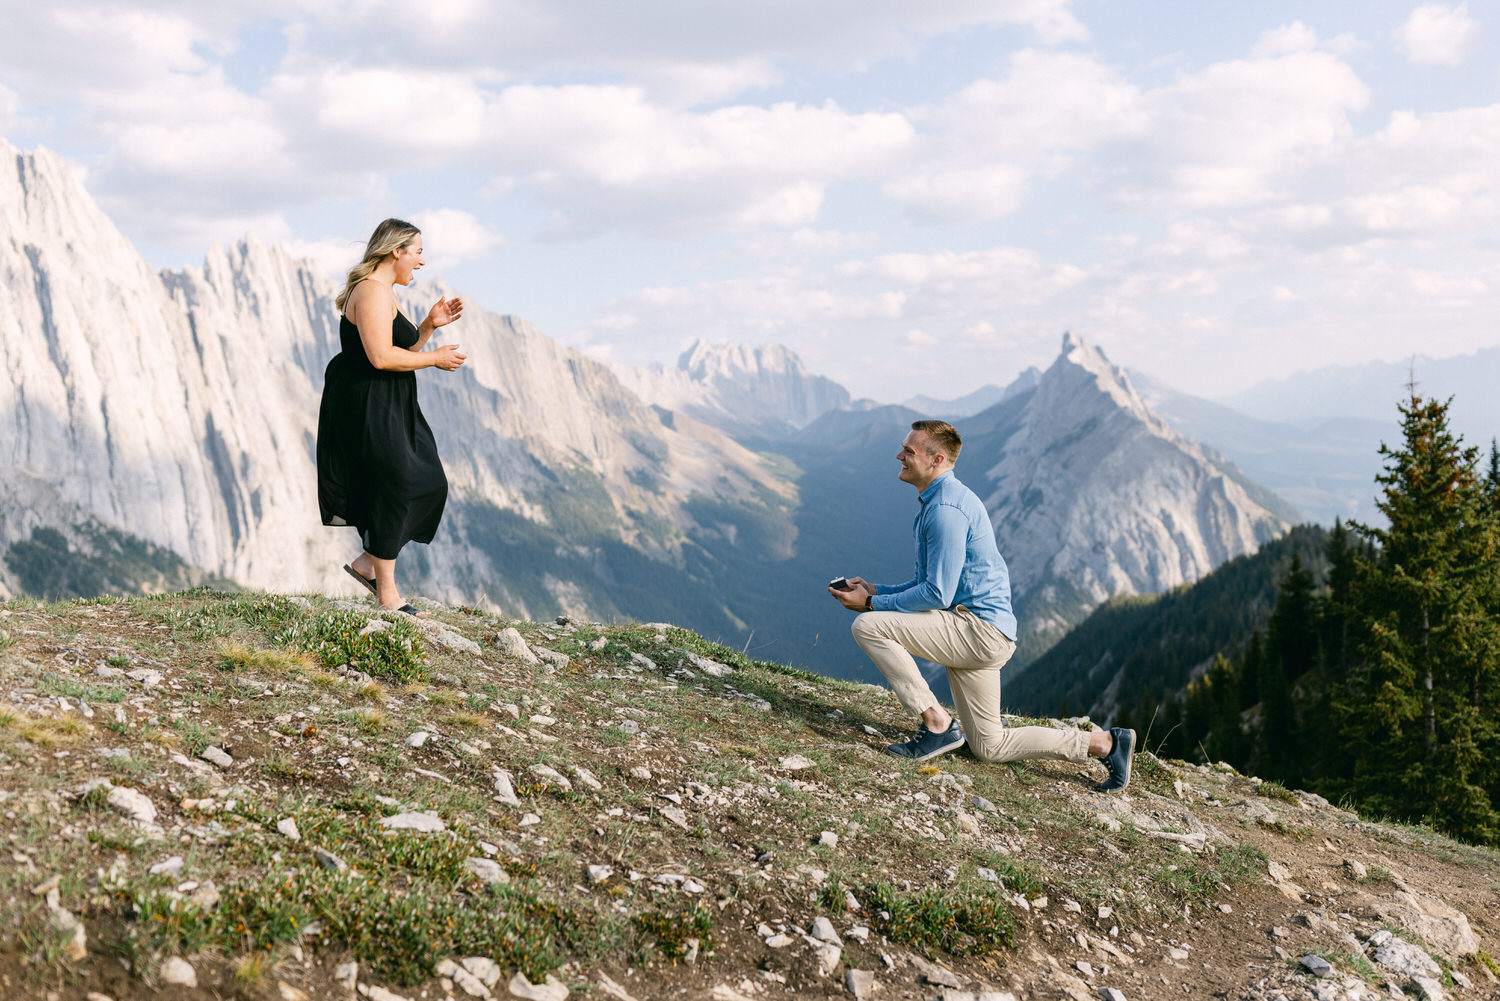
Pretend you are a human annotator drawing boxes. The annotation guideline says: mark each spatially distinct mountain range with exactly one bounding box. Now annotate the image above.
[5,136,1294,683]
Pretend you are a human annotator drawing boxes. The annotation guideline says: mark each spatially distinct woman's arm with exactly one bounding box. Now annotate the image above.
[350,284,465,372]
[416,296,464,349]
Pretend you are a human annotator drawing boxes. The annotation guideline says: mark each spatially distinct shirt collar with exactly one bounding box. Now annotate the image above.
[918,470,954,505]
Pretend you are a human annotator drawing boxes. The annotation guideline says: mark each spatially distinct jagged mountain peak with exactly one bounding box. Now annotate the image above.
[1045,331,1161,430]
[677,338,809,380]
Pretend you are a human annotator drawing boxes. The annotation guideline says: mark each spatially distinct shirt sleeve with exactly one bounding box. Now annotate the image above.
[870,504,966,613]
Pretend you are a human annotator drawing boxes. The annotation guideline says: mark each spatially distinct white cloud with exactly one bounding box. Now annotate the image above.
[883,166,1030,223]
[409,209,505,264]
[1396,4,1480,66]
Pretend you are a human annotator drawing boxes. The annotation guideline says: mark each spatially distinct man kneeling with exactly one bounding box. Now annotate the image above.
[829,419,1134,792]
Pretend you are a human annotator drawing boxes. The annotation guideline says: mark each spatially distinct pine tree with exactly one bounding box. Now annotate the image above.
[1334,391,1500,843]
[1262,553,1318,785]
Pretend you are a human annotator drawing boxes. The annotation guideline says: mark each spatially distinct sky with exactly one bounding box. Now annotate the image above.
[2,1,1497,405]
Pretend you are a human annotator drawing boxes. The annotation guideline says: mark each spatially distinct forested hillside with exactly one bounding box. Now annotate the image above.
[1019,391,1500,846]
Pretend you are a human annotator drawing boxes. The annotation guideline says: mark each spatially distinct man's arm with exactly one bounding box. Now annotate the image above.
[869,505,966,613]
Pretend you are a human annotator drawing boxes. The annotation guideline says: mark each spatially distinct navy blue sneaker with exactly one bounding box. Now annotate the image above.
[886,720,966,761]
[1096,727,1135,792]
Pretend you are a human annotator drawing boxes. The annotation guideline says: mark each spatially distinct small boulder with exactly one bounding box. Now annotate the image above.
[1297,955,1333,978]
[496,628,541,665]
[778,755,816,771]
[508,971,568,1001]
[811,916,843,946]
[199,746,233,768]
[276,817,301,841]
[105,786,157,827]
[159,956,197,987]
[464,857,510,885]
[380,812,446,833]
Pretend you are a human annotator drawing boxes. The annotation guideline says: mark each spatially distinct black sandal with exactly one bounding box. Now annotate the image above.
[343,564,377,595]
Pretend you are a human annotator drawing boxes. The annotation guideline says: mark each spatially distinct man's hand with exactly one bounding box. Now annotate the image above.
[829,575,876,611]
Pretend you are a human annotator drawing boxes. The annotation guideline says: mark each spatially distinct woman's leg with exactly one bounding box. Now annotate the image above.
[370,554,400,608]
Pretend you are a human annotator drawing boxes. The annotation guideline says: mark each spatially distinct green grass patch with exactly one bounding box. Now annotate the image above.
[635,900,713,962]
[275,611,427,683]
[863,882,1016,957]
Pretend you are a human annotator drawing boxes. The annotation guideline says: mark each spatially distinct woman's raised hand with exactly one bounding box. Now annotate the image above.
[432,344,467,371]
[428,296,464,328]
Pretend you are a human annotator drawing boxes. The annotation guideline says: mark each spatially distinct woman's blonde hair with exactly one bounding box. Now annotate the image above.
[335,218,421,313]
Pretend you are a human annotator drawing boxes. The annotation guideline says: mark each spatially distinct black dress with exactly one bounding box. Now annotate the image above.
[317,310,447,560]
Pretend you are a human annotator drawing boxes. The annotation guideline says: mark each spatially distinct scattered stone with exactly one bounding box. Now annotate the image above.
[189,881,220,909]
[766,934,795,948]
[629,766,652,780]
[405,731,431,748]
[975,867,998,882]
[617,720,641,735]
[148,856,184,877]
[1344,858,1368,880]
[367,987,412,1001]
[587,865,614,884]
[844,969,875,999]
[660,806,691,830]
[1099,989,1128,1001]
[587,636,608,652]
[278,983,312,1001]
[464,857,510,885]
[519,813,541,826]
[31,875,61,896]
[277,817,301,841]
[1368,930,1440,978]
[199,745,233,768]
[912,956,962,988]
[571,767,603,791]
[437,958,492,998]
[463,957,502,989]
[819,830,839,848]
[491,768,522,806]
[954,811,981,836]
[379,812,446,833]
[811,916,843,946]
[334,962,359,990]
[970,794,997,813]
[596,973,641,1001]
[684,651,733,676]
[85,993,114,1001]
[814,943,842,977]
[1298,955,1334,978]
[508,971,568,1001]
[1412,976,1446,1001]
[126,668,164,689]
[496,628,542,665]
[530,763,573,792]
[1075,960,1095,977]
[848,926,870,942]
[778,754,816,771]
[312,847,347,872]
[159,956,198,987]
[105,786,157,827]
[50,907,87,960]
[1377,888,1480,956]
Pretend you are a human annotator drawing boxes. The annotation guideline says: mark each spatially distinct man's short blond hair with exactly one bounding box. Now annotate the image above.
[911,419,962,462]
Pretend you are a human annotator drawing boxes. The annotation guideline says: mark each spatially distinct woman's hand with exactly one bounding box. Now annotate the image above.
[427,296,464,329]
[431,344,467,371]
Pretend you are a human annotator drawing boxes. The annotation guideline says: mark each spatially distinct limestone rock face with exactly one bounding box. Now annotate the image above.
[615,338,850,434]
[974,332,1288,641]
[0,139,791,609]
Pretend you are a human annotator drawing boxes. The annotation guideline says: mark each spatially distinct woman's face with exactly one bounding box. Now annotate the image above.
[392,237,424,285]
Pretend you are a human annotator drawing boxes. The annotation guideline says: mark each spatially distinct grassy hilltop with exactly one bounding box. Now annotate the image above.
[1,590,1498,1001]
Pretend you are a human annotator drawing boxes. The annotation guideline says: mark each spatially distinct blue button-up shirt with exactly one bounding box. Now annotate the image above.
[868,471,1017,640]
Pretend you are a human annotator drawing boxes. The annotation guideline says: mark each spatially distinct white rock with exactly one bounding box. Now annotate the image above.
[1343,858,1368,879]
[814,943,842,977]
[848,926,870,942]
[508,971,568,1001]
[437,958,491,998]
[811,916,843,946]
[587,865,614,884]
[1412,976,1446,1001]
[51,908,87,961]
[158,956,197,987]
[106,786,158,828]
[765,934,795,948]
[312,847,347,871]
[334,962,359,990]
[148,856,184,877]
[819,830,839,848]
[660,806,691,830]
[629,766,652,780]
[367,987,412,1001]
[126,668,163,689]
[519,813,541,827]
[199,745,232,768]
[464,858,510,885]
[1098,990,1128,1001]
[379,812,446,832]
[277,817,301,841]
[405,731,430,748]
[492,768,522,806]
[496,628,541,665]
[1368,930,1440,978]
[571,767,603,791]
[778,754,816,771]
[463,957,502,989]
[530,763,573,792]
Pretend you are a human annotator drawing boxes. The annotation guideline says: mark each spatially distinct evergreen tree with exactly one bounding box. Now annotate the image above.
[1261,553,1318,785]
[1334,391,1500,844]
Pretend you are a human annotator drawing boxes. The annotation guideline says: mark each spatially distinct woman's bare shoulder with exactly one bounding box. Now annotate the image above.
[347,279,396,322]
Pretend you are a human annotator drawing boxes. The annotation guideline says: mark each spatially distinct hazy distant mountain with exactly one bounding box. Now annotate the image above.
[614,339,850,437]
[1132,370,1387,526]
[1222,350,1500,447]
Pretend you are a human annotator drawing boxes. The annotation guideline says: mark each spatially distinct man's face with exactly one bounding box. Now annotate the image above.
[897,430,940,485]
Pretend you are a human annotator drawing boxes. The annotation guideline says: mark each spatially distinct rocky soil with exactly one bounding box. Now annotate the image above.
[1,590,1498,1001]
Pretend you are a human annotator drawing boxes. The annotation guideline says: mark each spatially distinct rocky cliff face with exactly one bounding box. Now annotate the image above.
[968,332,1288,646]
[614,338,850,437]
[0,139,791,610]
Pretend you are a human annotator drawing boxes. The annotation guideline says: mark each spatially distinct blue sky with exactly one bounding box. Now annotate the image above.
[2,1,1496,404]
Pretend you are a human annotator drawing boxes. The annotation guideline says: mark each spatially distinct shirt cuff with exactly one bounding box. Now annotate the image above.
[869,593,896,612]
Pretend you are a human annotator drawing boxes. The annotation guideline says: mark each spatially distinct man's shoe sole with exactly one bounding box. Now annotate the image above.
[886,734,967,762]
[1095,727,1135,793]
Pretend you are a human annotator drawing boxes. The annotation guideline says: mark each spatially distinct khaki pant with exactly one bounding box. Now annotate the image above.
[851,607,1090,764]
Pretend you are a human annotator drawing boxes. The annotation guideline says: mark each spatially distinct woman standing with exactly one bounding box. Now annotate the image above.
[317,218,466,614]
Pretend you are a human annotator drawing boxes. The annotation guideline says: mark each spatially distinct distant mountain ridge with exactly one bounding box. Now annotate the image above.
[613,339,850,436]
